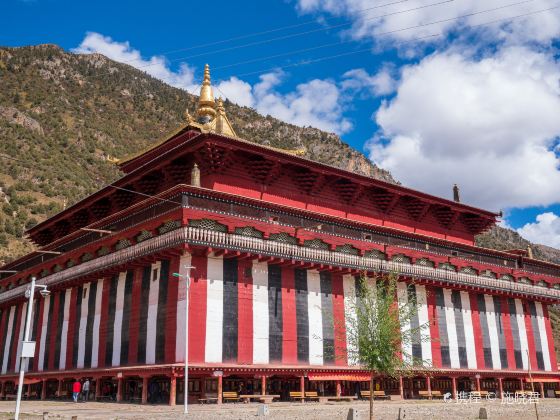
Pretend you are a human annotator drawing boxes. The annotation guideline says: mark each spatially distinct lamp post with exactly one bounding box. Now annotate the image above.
[15,277,49,420]
[172,265,195,415]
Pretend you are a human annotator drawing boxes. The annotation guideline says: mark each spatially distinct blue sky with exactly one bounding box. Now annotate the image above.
[3,0,560,247]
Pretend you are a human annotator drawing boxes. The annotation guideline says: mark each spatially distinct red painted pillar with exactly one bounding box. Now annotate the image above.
[141,377,149,404]
[331,273,347,366]
[300,376,305,402]
[336,381,341,397]
[57,379,63,398]
[399,376,404,399]
[498,378,503,399]
[41,380,47,400]
[476,377,481,392]
[237,259,253,365]
[539,382,544,398]
[169,376,176,406]
[452,377,457,400]
[261,375,266,396]
[217,375,223,405]
[117,377,123,403]
[519,378,524,392]
[281,267,298,365]
[95,378,101,400]
[427,376,432,399]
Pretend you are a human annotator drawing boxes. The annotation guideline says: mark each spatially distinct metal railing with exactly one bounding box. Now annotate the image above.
[1,227,558,305]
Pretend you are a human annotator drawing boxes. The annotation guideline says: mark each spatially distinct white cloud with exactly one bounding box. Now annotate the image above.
[73,32,355,135]
[369,46,560,210]
[296,0,560,45]
[72,32,198,91]
[517,212,560,248]
[250,71,353,134]
[216,77,255,108]
[342,66,397,96]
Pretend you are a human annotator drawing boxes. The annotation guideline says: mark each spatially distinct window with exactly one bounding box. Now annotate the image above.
[152,268,159,282]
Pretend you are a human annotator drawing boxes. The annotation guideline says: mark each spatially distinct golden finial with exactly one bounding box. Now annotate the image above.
[196,64,216,123]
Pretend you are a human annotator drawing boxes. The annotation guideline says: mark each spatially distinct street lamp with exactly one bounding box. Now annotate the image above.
[15,277,49,420]
[172,265,195,415]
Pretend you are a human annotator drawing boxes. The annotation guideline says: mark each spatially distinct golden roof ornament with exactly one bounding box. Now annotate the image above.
[197,64,216,123]
[184,64,237,137]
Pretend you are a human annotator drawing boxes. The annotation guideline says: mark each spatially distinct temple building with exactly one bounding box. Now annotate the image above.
[0,65,559,404]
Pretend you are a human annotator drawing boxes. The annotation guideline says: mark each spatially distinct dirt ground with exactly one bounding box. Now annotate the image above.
[0,398,559,420]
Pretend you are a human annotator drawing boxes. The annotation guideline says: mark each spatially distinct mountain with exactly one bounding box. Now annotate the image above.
[0,44,393,264]
[476,225,560,265]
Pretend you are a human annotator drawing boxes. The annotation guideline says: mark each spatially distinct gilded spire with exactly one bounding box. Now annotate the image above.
[196,64,216,123]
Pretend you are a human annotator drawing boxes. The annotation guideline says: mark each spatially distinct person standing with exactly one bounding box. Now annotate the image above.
[72,380,81,403]
[82,379,90,402]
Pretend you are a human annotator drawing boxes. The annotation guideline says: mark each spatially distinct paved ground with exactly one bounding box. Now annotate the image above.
[0,399,559,420]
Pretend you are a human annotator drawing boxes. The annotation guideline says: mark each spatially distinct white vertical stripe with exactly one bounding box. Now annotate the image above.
[2,306,15,374]
[252,261,269,364]
[176,253,192,363]
[397,282,412,364]
[484,295,501,369]
[37,297,50,372]
[146,262,161,365]
[77,282,90,368]
[59,288,72,369]
[460,291,477,369]
[343,275,358,365]
[307,270,323,365]
[91,279,104,368]
[112,273,126,366]
[443,288,460,368]
[416,285,432,365]
[14,302,27,372]
[205,255,223,363]
[535,302,552,371]
[515,299,529,370]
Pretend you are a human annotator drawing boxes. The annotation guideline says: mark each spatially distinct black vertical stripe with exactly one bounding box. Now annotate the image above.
[222,258,238,362]
[295,269,309,363]
[0,310,7,370]
[54,291,66,369]
[156,260,170,364]
[477,295,493,368]
[120,271,134,365]
[508,298,523,369]
[528,301,545,370]
[268,264,283,362]
[84,281,98,368]
[320,271,334,364]
[408,285,423,364]
[29,300,40,371]
[451,291,467,368]
[434,288,450,367]
[137,266,150,364]
[493,296,508,369]
[104,277,118,367]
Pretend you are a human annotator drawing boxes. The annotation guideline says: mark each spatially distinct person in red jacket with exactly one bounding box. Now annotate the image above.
[72,380,81,403]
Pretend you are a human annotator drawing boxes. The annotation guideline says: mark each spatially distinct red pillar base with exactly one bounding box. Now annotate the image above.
[141,377,149,404]
[169,376,176,406]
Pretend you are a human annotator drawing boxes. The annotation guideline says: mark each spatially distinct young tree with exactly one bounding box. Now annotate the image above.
[343,272,432,420]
